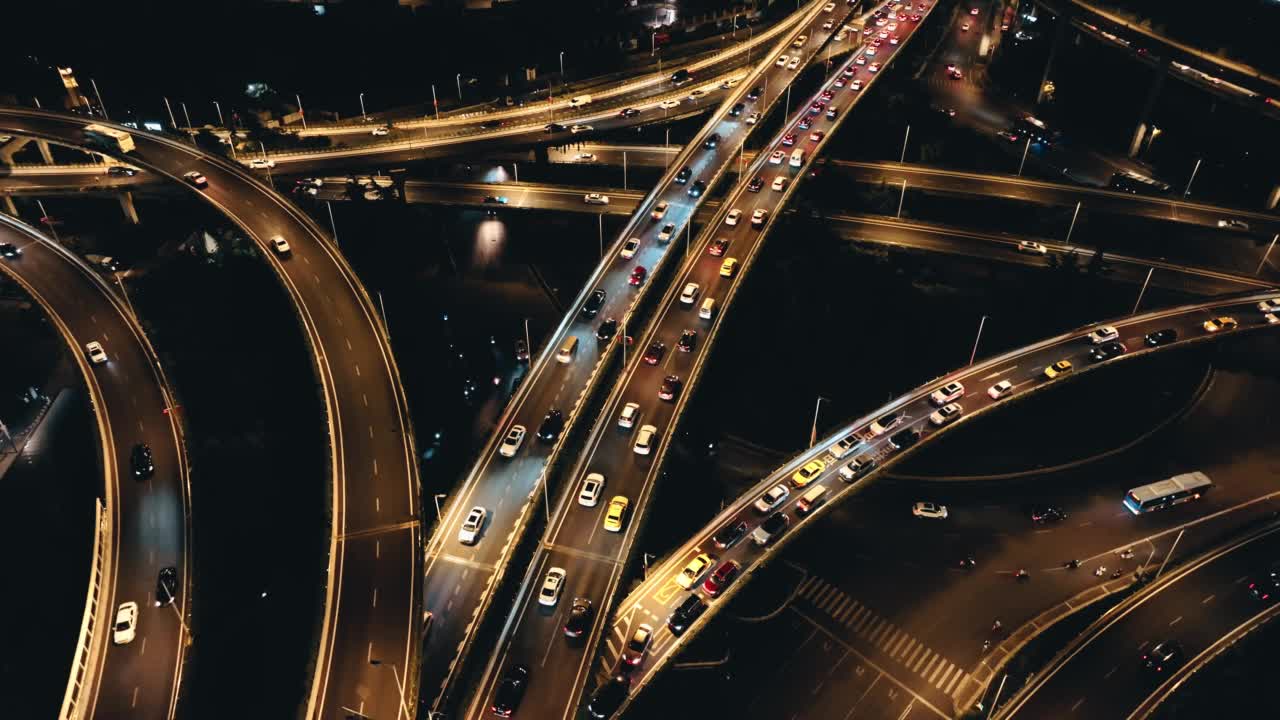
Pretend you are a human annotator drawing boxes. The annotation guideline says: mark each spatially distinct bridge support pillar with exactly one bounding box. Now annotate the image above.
[1267,184,1280,211]
[117,191,139,224]
[1126,59,1170,158]
[1,195,16,217]
[533,145,549,165]
[1035,5,1072,105]
[36,140,55,165]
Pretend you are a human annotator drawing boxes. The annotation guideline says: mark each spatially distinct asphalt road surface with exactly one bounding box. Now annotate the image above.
[0,214,188,719]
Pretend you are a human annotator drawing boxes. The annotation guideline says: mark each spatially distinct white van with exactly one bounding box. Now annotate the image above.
[796,485,829,516]
[699,297,717,320]
[789,149,805,168]
[556,336,579,364]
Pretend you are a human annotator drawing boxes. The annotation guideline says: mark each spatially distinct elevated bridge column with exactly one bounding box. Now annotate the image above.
[1036,4,1073,105]
[533,144,550,165]
[117,191,139,224]
[1,195,16,217]
[1126,58,1171,158]
[36,140,55,165]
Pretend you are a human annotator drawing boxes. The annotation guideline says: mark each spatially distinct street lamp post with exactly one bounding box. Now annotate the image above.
[90,78,108,120]
[1256,233,1279,276]
[326,201,340,246]
[1064,201,1082,244]
[258,141,273,184]
[652,32,658,56]
[623,151,628,190]
[900,124,910,164]
[359,92,367,121]
[1182,157,1202,198]
[1132,267,1154,314]
[36,199,59,243]
[432,493,446,522]
[524,318,532,361]
[1017,137,1031,176]
[559,51,566,79]
[295,94,307,130]
[456,73,463,101]
[1154,529,1184,581]
[969,315,988,365]
[896,179,907,219]
[809,396,830,448]
[431,84,440,121]
[163,96,177,129]
[212,101,224,127]
[180,102,192,133]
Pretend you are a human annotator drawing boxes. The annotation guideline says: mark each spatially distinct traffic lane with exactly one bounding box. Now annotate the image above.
[321,530,416,720]
[0,171,157,193]
[617,293,1280,681]
[0,224,186,719]
[477,552,618,720]
[1005,527,1280,719]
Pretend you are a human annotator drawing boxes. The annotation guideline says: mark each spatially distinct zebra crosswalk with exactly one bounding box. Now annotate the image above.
[795,575,973,702]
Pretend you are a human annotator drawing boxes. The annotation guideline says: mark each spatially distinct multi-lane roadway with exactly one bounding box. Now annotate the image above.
[0,214,188,719]
[0,108,419,720]
[417,0,863,712]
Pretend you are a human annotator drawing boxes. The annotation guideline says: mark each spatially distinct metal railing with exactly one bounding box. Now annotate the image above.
[60,500,110,720]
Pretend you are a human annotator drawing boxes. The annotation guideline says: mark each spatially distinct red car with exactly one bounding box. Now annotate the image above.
[642,341,665,365]
[702,560,740,597]
[630,266,647,286]
[820,89,834,100]
[782,133,797,146]
[709,238,730,256]
[809,101,826,115]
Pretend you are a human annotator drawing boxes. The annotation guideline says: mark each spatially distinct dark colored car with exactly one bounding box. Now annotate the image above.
[619,107,641,118]
[155,566,178,607]
[1089,341,1127,363]
[670,68,691,85]
[537,409,564,443]
[107,165,137,177]
[675,166,692,184]
[597,318,618,343]
[688,179,707,197]
[1140,640,1183,673]
[729,102,745,117]
[544,123,566,133]
[483,195,508,205]
[581,288,607,318]
[481,119,502,129]
[491,664,530,717]
[677,329,697,352]
[709,238,730,256]
[1145,328,1178,347]
[587,674,630,719]
[1248,567,1278,601]
[702,559,740,597]
[798,116,812,130]
[0,242,21,259]
[809,101,826,115]
[515,339,530,362]
[643,341,665,365]
[659,375,682,401]
[1031,506,1066,523]
[889,427,921,450]
[747,86,763,100]
[667,594,707,636]
[703,133,721,149]
[563,597,593,638]
[712,520,749,549]
[132,443,155,479]
[747,176,765,192]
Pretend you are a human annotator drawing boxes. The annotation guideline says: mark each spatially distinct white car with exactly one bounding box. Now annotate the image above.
[618,402,641,429]
[929,402,963,427]
[868,63,880,73]
[183,171,209,188]
[823,20,835,30]
[931,381,964,406]
[584,193,610,205]
[621,237,641,259]
[771,176,788,191]
[658,223,677,242]
[745,112,761,125]
[680,282,701,305]
[1266,313,1280,325]
[570,124,593,134]
[751,208,768,227]
[827,433,860,459]
[498,424,526,457]
[634,424,658,455]
[85,341,108,365]
[651,201,669,222]
[823,2,836,11]
[538,567,567,606]
[249,158,276,169]
[720,77,740,89]
[850,80,863,90]
[371,126,391,136]
[1217,219,1250,231]
[579,473,605,507]
[270,236,291,255]
[753,484,789,514]
[659,99,681,109]
[458,506,486,545]
[988,379,1014,399]
[1257,298,1280,313]
[855,56,867,65]
[113,601,138,645]
[1017,240,1047,255]
[787,57,801,70]
[576,153,596,162]
[1087,326,1119,344]
[776,55,790,68]
[688,89,707,101]
[912,502,948,519]
[769,150,786,165]
[725,209,742,226]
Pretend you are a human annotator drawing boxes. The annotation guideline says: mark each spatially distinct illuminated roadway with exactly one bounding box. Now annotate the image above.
[417,1,861,712]
[0,108,419,720]
[464,2,944,717]
[997,520,1280,719]
[605,288,1280,715]
[0,214,188,719]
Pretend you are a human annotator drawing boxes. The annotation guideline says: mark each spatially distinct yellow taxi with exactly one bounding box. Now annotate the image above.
[1043,360,1073,379]
[1203,316,1237,333]
[675,552,714,589]
[791,459,826,487]
[720,258,739,277]
[603,496,629,533]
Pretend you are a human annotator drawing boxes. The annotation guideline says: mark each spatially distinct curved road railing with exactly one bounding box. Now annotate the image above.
[606,287,1280,717]
[0,109,420,720]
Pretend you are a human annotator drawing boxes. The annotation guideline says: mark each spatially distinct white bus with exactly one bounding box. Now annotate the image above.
[1123,471,1212,515]
[83,124,135,154]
